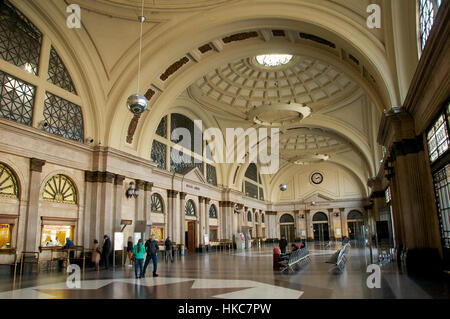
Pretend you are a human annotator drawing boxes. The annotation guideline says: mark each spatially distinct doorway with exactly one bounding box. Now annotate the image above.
[185,221,196,254]
[313,223,329,242]
[280,224,295,242]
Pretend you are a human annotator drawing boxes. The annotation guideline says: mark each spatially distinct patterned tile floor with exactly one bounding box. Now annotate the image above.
[0,243,448,299]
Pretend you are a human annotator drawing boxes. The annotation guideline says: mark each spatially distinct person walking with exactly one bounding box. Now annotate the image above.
[92,239,101,271]
[133,239,145,279]
[126,237,134,267]
[279,236,288,254]
[143,235,159,277]
[164,236,173,263]
[102,235,111,270]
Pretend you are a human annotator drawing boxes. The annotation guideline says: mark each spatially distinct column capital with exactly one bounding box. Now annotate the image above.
[204,198,211,204]
[265,211,277,215]
[135,179,145,189]
[144,182,153,192]
[30,158,46,172]
[167,190,179,198]
[115,175,125,186]
[339,208,346,213]
[199,196,204,203]
[179,192,187,200]
[293,210,300,214]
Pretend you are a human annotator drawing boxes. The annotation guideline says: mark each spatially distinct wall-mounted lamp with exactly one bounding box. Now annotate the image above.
[311,201,316,206]
[126,182,139,199]
[300,214,305,219]
[334,212,340,217]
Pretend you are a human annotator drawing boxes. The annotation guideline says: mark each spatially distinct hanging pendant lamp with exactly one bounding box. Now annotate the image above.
[127,0,148,115]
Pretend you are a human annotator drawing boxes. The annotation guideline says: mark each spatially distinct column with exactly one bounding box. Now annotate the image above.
[113,175,125,233]
[179,192,187,247]
[305,210,311,241]
[167,190,179,243]
[204,198,211,244]
[198,197,205,247]
[327,208,335,240]
[340,208,347,238]
[294,210,300,240]
[379,107,442,271]
[100,172,115,237]
[143,182,153,225]
[135,180,145,222]
[24,158,45,252]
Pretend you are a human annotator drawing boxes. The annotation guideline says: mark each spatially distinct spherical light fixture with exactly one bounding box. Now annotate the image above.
[127,94,148,115]
[280,184,287,191]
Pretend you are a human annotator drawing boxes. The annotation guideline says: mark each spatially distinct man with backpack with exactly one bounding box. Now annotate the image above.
[143,235,159,277]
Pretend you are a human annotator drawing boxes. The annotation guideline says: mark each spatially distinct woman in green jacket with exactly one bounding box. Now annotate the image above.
[133,239,145,279]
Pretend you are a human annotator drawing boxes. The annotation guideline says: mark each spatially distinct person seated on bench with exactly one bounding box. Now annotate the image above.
[64,238,75,261]
[279,236,288,254]
[291,243,301,252]
[300,242,306,249]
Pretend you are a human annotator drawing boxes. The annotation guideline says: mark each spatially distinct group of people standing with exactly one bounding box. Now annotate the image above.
[91,235,112,271]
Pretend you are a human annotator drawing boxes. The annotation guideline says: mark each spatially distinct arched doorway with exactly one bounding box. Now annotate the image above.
[347,210,365,243]
[185,200,196,254]
[312,212,329,242]
[279,214,295,243]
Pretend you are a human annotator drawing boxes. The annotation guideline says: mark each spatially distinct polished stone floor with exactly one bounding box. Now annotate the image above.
[0,243,449,299]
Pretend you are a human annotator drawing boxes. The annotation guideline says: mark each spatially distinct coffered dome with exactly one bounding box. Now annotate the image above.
[189,55,358,116]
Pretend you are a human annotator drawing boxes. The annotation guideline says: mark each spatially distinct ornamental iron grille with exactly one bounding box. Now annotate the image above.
[206,163,217,186]
[150,193,164,214]
[347,210,363,220]
[247,211,252,222]
[0,162,18,198]
[209,204,217,219]
[0,69,35,125]
[427,103,450,163]
[313,212,328,222]
[0,0,42,75]
[170,148,193,174]
[280,214,294,223]
[151,140,167,170]
[419,0,442,51]
[185,199,196,216]
[43,92,84,142]
[48,46,77,94]
[433,164,450,248]
[43,174,77,204]
[156,116,167,138]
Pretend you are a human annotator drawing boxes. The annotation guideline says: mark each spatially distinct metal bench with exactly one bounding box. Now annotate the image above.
[19,251,40,276]
[332,243,351,272]
[0,248,18,283]
[278,248,311,273]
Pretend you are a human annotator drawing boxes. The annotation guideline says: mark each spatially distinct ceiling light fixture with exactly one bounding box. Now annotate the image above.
[126,0,149,115]
[256,54,293,67]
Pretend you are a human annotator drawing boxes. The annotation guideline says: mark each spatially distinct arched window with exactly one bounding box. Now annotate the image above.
[280,214,294,223]
[0,163,19,198]
[209,204,217,219]
[244,163,264,200]
[150,193,164,214]
[313,212,328,222]
[347,210,363,220]
[43,174,77,204]
[247,211,252,222]
[418,0,443,52]
[185,199,196,216]
[151,113,218,186]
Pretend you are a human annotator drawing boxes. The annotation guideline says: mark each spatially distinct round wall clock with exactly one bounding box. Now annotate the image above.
[311,172,323,185]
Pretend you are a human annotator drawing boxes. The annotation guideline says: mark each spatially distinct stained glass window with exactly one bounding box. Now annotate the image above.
[0,70,35,125]
[419,0,442,51]
[151,140,167,170]
[245,181,258,199]
[427,106,450,163]
[156,116,167,138]
[150,193,164,214]
[433,163,450,248]
[43,92,84,142]
[209,204,217,219]
[206,164,217,186]
[0,163,18,198]
[245,163,258,182]
[48,47,77,94]
[0,0,42,75]
[185,199,196,216]
[43,174,77,204]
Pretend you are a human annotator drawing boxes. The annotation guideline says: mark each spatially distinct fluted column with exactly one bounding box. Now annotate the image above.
[179,192,187,246]
[134,180,145,223]
[204,198,211,244]
[113,175,125,233]
[327,209,335,240]
[305,210,311,241]
[339,208,347,238]
[143,182,153,225]
[24,158,45,251]
[167,190,179,243]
